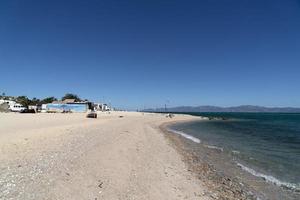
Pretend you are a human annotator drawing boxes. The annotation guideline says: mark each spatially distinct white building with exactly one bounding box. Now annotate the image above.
[94,103,111,111]
[0,100,26,112]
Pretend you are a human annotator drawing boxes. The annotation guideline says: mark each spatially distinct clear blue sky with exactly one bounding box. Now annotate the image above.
[1,0,300,110]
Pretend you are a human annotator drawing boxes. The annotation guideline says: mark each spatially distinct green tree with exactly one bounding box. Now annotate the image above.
[0,92,5,99]
[31,97,41,105]
[40,97,57,104]
[61,93,81,102]
[16,96,31,107]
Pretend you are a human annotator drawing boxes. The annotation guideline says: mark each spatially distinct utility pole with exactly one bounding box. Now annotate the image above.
[165,100,170,113]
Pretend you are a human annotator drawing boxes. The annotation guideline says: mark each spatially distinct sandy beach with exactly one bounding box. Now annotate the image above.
[0,112,212,200]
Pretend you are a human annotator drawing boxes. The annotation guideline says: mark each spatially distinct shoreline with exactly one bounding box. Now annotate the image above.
[160,120,257,200]
[161,117,300,200]
[0,112,211,199]
[1,111,298,199]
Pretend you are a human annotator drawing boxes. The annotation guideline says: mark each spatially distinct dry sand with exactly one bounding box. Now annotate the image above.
[0,112,211,200]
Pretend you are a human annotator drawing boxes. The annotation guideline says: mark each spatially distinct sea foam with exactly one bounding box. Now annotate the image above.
[167,128,201,143]
[236,162,300,191]
[231,150,240,155]
[204,145,223,152]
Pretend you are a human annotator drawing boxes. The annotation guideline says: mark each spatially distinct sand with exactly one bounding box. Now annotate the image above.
[0,112,211,200]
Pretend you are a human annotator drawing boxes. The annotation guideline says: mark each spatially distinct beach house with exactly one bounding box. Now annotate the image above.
[42,99,91,113]
[94,103,111,111]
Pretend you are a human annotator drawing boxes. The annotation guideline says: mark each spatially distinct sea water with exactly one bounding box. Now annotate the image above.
[169,113,300,192]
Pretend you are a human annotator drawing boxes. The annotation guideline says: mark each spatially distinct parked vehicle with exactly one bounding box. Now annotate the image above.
[10,103,26,112]
[0,100,26,112]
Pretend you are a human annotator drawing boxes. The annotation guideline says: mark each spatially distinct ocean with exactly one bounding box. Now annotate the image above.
[168,112,300,198]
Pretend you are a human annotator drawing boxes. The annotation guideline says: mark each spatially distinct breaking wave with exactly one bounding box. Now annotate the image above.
[231,150,240,155]
[236,162,300,191]
[167,128,201,143]
[204,145,223,152]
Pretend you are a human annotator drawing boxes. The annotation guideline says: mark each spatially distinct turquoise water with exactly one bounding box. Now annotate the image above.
[170,113,300,190]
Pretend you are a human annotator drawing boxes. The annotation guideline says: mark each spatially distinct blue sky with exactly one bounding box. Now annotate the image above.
[0,0,300,110]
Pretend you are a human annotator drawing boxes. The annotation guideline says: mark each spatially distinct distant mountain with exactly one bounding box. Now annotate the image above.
[143,105,300,113]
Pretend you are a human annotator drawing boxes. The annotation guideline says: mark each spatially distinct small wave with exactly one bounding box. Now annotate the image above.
[236,162,300,191]
[167,129,201,143]
[232,150,240,155]
[204,145,223,152]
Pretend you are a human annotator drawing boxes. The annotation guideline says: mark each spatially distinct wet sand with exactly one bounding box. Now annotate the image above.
[162,121,300,200]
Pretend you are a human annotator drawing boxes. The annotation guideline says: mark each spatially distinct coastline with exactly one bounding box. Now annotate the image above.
[0,112,210,199]
[161,117,300,200]
[1,111,298,199]
[160,120,257,200]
